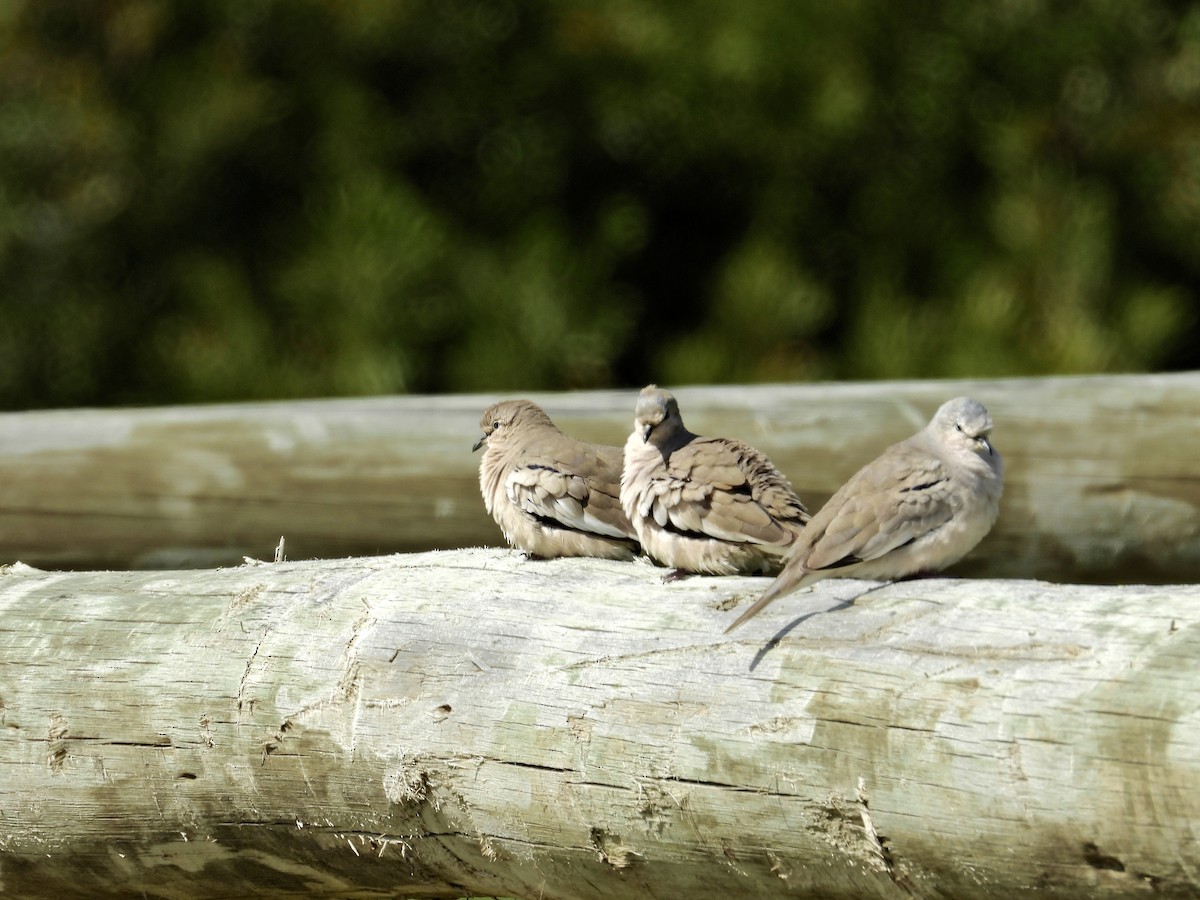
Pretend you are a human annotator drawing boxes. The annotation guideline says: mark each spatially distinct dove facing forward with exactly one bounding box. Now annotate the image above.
[725,396,1004,633]
[621,385,810,578]
[474,400,639,561]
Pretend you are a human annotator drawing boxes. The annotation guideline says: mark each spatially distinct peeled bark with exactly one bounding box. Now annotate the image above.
[0,549,1197,898]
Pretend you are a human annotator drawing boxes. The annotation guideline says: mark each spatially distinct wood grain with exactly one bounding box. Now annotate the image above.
[0,549,1196,898]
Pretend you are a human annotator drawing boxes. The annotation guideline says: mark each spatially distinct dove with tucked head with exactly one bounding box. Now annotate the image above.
[725,396,1004,633]
[621,385,810,579]
[474,400,639,560]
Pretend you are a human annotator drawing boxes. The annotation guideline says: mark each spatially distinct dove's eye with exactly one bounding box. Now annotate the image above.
[492,420,501,430]
[955,424,963,433]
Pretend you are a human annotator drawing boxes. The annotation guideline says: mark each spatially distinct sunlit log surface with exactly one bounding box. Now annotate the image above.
[0,549,1197,898]
[0,373,1197,581]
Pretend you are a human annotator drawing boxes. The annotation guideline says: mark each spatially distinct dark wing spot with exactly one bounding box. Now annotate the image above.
[821,554,864,570]
[659,519,714,541]
[899,478,947,493]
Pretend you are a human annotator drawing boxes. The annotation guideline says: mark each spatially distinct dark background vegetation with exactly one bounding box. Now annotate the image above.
[1,0,1197,411]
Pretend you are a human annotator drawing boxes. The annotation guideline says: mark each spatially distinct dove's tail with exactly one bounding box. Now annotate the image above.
[724,566,811,634]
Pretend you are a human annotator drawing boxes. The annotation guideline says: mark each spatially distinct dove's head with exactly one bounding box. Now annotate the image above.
[633,384,688,447]
[930,397,996,458]
[473,400,555,452]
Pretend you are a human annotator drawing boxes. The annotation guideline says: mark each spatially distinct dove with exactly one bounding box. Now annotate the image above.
[474,400,639,561]
[724,396,1004,633]
[620,385,810,578]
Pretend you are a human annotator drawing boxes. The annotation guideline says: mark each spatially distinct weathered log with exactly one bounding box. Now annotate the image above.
[0,549,1197,898]
[1,373,1198,581]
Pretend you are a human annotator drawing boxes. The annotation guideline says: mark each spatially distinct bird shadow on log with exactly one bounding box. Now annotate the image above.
[747,582,894,672]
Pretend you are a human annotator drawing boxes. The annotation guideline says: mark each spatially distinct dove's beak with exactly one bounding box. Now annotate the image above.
[639,423,652,443]
[979,436,993,457]
[472,435,486,452]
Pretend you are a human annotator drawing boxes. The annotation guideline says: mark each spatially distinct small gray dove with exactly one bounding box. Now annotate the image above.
[725,396,1004,633]
[621,385,810,578]
[474,400,639,561]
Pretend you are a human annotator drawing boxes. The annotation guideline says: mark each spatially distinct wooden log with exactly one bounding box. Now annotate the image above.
[0,549,1197,898]
[0,374,1197,581]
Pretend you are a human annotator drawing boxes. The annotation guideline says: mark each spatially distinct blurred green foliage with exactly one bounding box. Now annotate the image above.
[0,0,1197,409]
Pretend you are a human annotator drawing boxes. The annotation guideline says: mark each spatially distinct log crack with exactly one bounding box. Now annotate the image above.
[590,826,645,868]
[46,712,69,772]
[856,778,922,898]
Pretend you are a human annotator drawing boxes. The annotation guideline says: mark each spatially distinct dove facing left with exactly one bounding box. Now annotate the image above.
[474,400,639,561]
